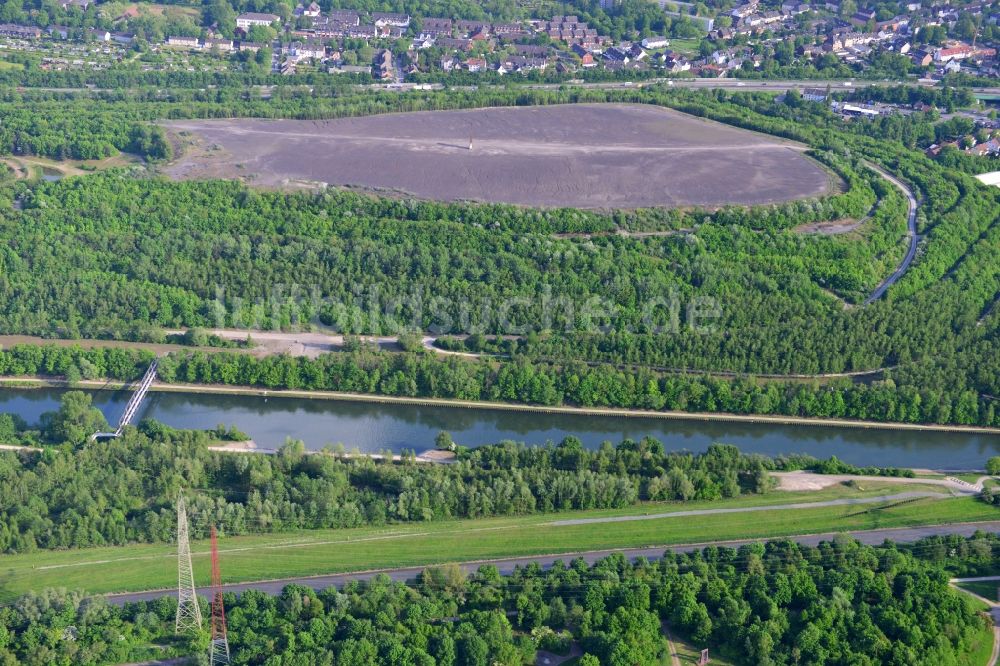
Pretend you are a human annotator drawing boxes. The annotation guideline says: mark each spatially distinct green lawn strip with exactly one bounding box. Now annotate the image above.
[2,496,996,601]
[958,616,997,666]
[959,581,1000,603]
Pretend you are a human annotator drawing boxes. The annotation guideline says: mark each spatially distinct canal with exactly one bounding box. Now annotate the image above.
[2,387,998,469]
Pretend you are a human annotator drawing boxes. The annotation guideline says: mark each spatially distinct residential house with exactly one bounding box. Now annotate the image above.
[372,12,410,28]
[166,35,200,48]
[515,44,549,57]
[935,43,997,62]
[345,24,377,38]
[628,43,647,60]
[801,87,829,102]
[464,57,487,72]
[437,36,473,51]
[491,23,524,36]
[294,2,321,18]
[289,40,324,59]
[422,18,453,34]
[203,38,234,51]
[603,45,631,63]
[377,49,394,79]
[730,1,760,19]
[910,48,933,67]
[455,20,489,35]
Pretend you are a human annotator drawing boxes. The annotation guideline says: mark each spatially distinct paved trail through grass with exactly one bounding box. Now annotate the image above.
[548,491,955,526]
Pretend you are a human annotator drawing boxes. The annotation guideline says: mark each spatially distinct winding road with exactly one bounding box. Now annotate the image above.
[863,162,920,305]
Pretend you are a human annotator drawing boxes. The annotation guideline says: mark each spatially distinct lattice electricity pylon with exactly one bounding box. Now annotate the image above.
[174,494,202,635]
[209,525,230,666]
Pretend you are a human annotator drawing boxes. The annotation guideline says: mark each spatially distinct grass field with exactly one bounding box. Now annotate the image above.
[960,581,1000,602]
[120,2,200,19]
[1,488,995,602]
[959,622,996,666]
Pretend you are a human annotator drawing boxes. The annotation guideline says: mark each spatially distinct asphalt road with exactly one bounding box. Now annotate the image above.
[104,520,1000,606]
[863,161,920,305]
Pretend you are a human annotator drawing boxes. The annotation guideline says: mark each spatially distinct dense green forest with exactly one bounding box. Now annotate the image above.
[0,86,998,426]
[1,534,994,665]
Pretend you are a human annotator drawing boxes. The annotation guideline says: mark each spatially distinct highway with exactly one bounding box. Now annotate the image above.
[104,520,1000,606]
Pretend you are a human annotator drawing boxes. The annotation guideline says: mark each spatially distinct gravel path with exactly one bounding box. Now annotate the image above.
[547,491,951,527]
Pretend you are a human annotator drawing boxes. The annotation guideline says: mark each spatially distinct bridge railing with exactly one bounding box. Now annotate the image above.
[92,360,158,441]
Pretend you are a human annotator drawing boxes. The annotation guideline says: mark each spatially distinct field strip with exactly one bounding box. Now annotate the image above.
[19,493,953,574]
[29,530,438,572]
[27,524,534,573]
[97,519,1000,605]
[546,491,952,526]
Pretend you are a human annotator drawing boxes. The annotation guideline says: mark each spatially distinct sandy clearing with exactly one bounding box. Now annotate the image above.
[774,470,986,494]
[163,104,832,209]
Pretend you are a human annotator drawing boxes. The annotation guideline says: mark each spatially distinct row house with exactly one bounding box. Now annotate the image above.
[377,49,394,79]
[203,38,234,51]
[464,57,487,72]
[166,35,199,48]
[935,43,997,62]
[455,19,489,34]
[436,36,473,51]
[491,23,524,36]
[730,1,760,19]
[743,11,785,27]
[514,44,549,57]
[373,12,410,28]
[422,18,452,32]
[823,31,883,52]
[0,24,42,39]
[328,10,361,24]
[287,40,325,59]
[236,12,280,29]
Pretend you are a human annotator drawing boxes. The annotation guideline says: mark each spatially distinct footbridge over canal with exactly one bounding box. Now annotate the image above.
[91,359,158,440]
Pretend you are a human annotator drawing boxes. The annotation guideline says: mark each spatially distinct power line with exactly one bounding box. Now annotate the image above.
[174,494,202,635]
[209,525,231,666]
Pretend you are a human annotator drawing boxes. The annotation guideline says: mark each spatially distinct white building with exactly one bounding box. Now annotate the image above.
[236,12,280,29]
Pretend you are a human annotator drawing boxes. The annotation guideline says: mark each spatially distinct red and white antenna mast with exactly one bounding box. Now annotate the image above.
[209,526,230,665]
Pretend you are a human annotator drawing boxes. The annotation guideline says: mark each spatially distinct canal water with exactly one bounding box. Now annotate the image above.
[2,387,998,469]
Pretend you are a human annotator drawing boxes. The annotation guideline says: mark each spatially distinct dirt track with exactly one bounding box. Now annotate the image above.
[163,104,832,208]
